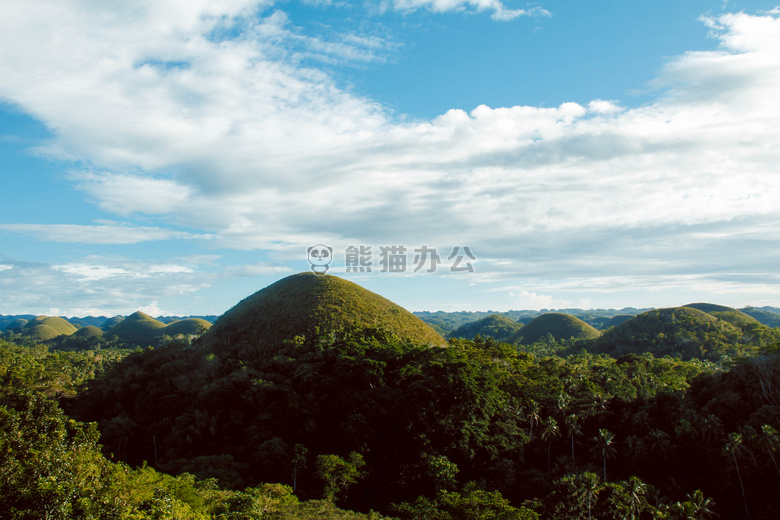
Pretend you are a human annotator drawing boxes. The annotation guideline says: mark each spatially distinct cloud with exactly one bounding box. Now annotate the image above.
[1,2,780,307]
[0,223,214,244]
[386,0,550,20]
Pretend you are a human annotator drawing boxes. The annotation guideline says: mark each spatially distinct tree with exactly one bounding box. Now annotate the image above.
[528,400,542,440]
[541,417,560,472]
[565,414,583,466]
[722,432,749,519]
[291,444,308,492]
[591,429,617,482]
[753,424,780,474]
[316,452,366,503]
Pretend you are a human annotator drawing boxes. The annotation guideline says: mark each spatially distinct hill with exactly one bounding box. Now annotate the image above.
[160,318,212,337]
[72,325,104,339]
[588,306,766,360]
[508,313,601,344]
[25,316,78,336]
[447,314,522,341]
[683,302,761,328]
[104,311,166,343]
[205,272,447,350]
[739,306,780,328]
[100,316,125,331]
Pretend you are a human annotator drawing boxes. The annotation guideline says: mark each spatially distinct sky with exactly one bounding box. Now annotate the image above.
[2,0,780,317]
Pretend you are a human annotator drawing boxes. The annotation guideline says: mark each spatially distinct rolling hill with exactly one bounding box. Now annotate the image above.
[447,314,522,341]
[159,318,212,337]
[508,313,601,344]
[587,305,775,360]
[205,272,447,350]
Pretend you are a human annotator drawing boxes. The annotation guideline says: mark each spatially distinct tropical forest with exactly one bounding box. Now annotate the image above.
[2,272,780,519]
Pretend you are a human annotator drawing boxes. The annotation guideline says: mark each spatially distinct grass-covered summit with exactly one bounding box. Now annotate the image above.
[508,312,600,344]
[205,272,447,349]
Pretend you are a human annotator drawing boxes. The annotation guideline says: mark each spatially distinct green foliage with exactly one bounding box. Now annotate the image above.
[316,452,366,502]
[104,311,168,344]
[393,482,539,520]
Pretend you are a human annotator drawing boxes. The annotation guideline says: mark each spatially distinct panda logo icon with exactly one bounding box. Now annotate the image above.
[307,244,333,274]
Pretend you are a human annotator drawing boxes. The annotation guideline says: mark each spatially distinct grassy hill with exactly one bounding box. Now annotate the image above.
[683,303,761,328]
[447,314,522,341]
[25,316,77,336]
[739,307,780,328]
[508,313,600,344]
[104,311,166,343]
[205,272,447,351]
[587,306,777,360]
[160,318,212,337]
[26,324,62,341]
[72,325,104,339]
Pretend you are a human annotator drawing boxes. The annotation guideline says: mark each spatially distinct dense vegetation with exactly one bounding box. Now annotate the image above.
[3,281,780,519]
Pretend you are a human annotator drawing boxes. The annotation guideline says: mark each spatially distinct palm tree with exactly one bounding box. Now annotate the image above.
[591,428,617,481]
[527,400,541,440]
[624,476,649,520]
[541,416,560,471]
[686,489,717,520]
[754,424,780,473]
[722,432,749,519]
[565,413,582,466]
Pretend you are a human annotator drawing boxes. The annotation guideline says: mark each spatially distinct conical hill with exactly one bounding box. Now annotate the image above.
[204,272,447,349]
[104,311,166,343]
[508,312,600,344]
[24,316,77,336]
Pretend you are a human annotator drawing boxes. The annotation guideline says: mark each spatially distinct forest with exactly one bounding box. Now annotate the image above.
[2,275,780,519]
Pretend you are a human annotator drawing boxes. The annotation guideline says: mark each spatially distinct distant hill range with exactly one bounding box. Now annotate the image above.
[415,305,780,337]
[1,311,217,345]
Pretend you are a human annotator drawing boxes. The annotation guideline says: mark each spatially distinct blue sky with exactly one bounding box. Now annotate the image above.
[2,0,780,317]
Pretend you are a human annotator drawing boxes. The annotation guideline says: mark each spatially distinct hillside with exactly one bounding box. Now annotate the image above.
[508,313,601,344]
[447,314,522,341]
[739,306,780,328]
[205,272,447,350]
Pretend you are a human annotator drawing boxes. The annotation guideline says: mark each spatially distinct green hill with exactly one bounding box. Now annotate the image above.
[205,272,447,350]
[508,313,600,344]
[104,311,166,343]
[740,307,780,328]
[683,303,761,328]
[26,324,61,341]
[160,318,212,337]
[72,325,104,339]
[24,316,77,337]
[100,316,124,331]
[590,306,759,360]
[447,314,522,341]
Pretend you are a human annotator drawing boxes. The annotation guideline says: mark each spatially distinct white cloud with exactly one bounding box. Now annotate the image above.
[387,0,550,20]
[1,3,780,308]
[0,223,214,244]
